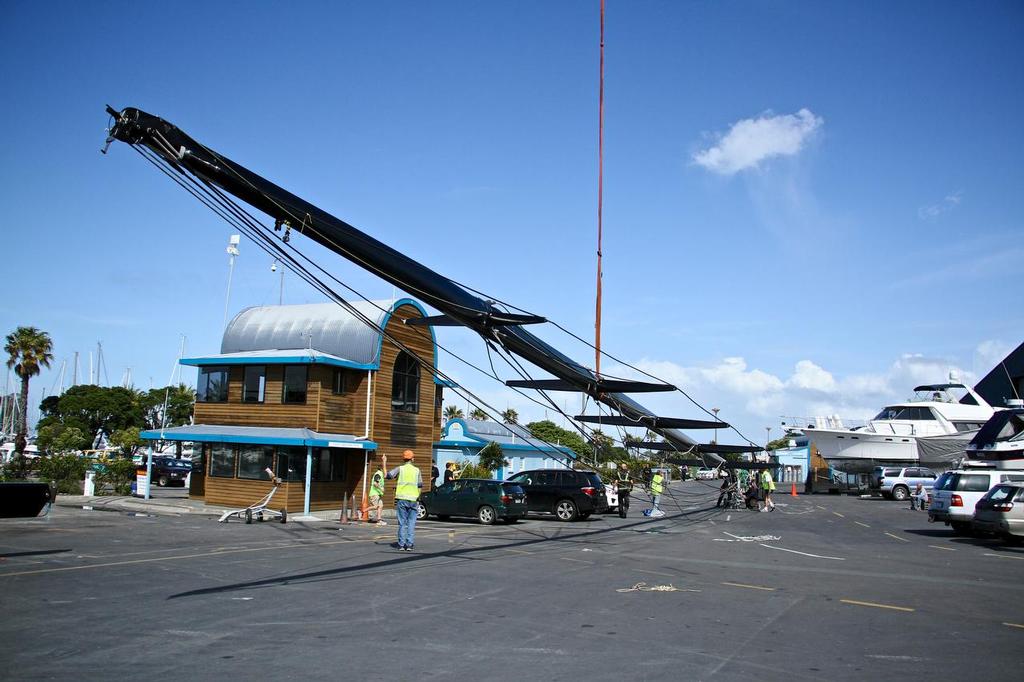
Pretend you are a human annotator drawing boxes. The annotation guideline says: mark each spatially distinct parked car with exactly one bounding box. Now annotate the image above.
[417,478,527,525]
[972,483,1024,545]
[151,457,192,487]
[696,467,716,480]
[928,468,1024,533]
[875,466,938,501]
[506,469,608,521]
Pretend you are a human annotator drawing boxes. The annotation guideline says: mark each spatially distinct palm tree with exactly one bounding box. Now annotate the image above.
[443,404,464,421]
[5,327,54,468]
[469,407,489,421]
[501,408,519,424]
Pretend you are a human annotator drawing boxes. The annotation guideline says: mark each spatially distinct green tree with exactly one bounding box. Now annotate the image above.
[95,455,137,496]
[443,404,464,421]
[38,453,87,494]
[500,408,519,424]
[4,326,53,475]
[38,384,145,443]
[51,426,90,454]
[476,441,508,475]
[766,436,791,451]
[110,427,145,458]
[140,384,195,431]
[525,420,590,460]
[469,407,489,421]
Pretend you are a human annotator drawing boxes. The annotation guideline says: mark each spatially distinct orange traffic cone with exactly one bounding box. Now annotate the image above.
[790,482,798,497]
[360,489,369,522]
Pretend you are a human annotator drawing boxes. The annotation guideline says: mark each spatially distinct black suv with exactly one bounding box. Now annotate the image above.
[506,469,608,521]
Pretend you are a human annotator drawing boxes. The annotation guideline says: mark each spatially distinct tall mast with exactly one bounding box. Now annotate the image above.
[594,0,605,377]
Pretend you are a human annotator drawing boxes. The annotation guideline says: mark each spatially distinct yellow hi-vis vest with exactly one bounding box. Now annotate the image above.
[396,463,420,501]
[651,473,664,495]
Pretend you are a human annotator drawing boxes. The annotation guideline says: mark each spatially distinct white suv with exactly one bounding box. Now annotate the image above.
[928,468,1024,534]
[875,466,938,501]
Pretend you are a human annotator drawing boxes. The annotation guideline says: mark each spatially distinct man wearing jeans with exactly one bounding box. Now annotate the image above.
[385,450,422,551]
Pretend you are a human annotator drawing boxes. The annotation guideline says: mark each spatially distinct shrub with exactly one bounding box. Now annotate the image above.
[37,453,88,494]
[95,455,138,495]
[455,460,492,480]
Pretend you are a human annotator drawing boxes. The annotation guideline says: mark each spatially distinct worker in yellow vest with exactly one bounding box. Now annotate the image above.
[384,450,423,551]
[650,469,665,518]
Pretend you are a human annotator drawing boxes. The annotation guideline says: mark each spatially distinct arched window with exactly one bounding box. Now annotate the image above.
[391,351,420,413]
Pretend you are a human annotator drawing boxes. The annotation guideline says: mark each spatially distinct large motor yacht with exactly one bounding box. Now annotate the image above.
[963,404,1024,469]
[794,381,995,471]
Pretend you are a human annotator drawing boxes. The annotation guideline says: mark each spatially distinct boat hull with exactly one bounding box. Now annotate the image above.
[804,428,918,464]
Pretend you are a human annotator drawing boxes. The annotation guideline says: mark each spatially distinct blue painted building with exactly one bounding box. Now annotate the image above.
[434,418,576,480]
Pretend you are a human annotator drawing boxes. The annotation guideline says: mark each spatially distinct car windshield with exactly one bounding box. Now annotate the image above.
[933,473,952,490]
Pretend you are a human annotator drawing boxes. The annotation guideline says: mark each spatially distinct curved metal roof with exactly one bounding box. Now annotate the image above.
[221,299,426,367]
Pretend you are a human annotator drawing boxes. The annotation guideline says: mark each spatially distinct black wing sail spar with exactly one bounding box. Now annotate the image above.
[103,106,726,459]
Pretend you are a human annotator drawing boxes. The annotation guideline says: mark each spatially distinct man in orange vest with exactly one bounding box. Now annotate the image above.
[384,450,423,551]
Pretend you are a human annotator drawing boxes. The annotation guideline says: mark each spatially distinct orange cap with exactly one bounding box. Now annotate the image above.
[402,450,415,460]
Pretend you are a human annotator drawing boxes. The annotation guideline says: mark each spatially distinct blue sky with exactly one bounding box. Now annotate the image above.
[2,1,1021,445]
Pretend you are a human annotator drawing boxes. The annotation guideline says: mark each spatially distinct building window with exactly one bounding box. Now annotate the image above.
[332,369,348,395]
[243,366,266,403]
[275,446,307,482]
[209,444,237,477]
[311,448,348,482]
[282,366,308,404]
[391,351,420,413]
[237,445,274,480]
[197,366,229,403]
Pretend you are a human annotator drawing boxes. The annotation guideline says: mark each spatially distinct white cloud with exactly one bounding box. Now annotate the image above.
[693,108,823,175]
[918,190,963,220]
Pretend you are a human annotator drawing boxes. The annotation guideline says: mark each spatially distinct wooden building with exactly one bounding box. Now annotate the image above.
[141,299,440,514]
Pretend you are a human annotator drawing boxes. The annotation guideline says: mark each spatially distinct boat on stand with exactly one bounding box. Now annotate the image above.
[786,378,996,474]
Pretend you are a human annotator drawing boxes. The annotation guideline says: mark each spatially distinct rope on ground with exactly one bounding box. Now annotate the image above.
[616,582,699,593]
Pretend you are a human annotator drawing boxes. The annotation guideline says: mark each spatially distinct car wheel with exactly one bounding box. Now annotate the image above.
[244,508,252,524]
[555,499,578,522]
[891,486,909,501]
[157,475,169,487]
[416,502,428,521]
[477,505,496,525]
[950,521,971,535]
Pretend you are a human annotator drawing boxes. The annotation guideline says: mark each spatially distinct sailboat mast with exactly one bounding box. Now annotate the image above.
[594,0,605,377]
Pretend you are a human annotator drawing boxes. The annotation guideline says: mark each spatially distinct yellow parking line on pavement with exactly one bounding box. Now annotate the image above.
[884,532,909,542]
[840,599,914,612]
[855,521,871,528]
[1003,622,1024,629]
[560,557,593,564]
[721,582,775,591]
[929,545,955,552]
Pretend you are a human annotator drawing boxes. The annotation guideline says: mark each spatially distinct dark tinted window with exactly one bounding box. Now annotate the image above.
[243,366,266,403]
[238,446,274,480]
[462,481,481,494]
[933,473,953,490]
[484,483,499,494]
[501,483,524,495]
[391,351,420,413]
[985,485,1018,503]
[282,366,308,404]
[209,444,236,477]
[276,446,307,481]
[332,369,348,395]
[197,366,229,403]
[536,471,557,486]
[582,472,604,487]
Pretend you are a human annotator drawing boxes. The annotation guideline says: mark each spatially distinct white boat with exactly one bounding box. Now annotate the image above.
[963,404,1024,469]
[795,382,995,470]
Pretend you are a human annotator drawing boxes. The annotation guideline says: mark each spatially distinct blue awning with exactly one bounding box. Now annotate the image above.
[140,424,377,450]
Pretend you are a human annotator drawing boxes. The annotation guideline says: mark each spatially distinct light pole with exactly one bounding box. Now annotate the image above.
[223,234,240,330]
[712,407,720,444]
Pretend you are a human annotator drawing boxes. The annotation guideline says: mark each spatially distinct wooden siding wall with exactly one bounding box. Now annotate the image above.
[193,365,319,429]
[317,368,369,435]
[368,303,439,498]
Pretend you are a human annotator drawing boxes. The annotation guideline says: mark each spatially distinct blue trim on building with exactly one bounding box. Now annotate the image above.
[380,298,437,371]
[140,429,378,450]
[181,355,376,371]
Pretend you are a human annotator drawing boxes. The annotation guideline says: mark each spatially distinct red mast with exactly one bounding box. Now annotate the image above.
[595,0,605,377]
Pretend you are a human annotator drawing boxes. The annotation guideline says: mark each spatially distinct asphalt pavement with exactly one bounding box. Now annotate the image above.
[1,479,1021,681]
